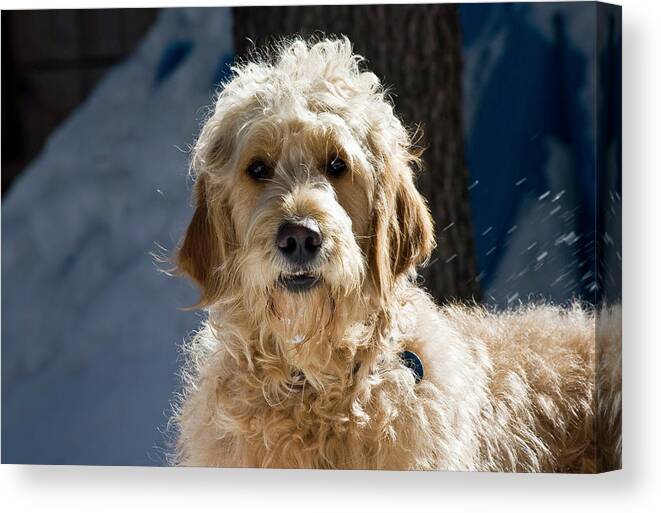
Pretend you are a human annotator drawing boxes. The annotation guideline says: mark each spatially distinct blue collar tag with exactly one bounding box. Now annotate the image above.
[400,350,424,384]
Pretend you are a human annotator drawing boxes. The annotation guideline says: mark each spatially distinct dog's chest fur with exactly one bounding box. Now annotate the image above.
[174,289,607,472]
[178,346,477,470]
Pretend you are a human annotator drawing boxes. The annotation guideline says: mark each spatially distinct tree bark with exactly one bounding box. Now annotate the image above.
[233,4,480,303]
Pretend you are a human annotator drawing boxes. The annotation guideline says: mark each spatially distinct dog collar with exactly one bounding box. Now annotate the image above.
[400,350,424,383]
[290,351,424,387]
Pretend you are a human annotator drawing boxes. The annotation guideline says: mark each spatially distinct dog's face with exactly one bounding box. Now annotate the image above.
[178,39,434,344]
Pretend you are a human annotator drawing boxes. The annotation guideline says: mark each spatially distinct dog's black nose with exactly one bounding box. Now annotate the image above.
[276,220,322,265]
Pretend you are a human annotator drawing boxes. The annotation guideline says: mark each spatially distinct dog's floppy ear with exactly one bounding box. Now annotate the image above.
[370,156,435,300]
[390,169,435,275]
[177,175,233,306]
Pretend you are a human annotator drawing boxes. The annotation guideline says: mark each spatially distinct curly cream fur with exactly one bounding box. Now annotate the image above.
[172,38,621,472]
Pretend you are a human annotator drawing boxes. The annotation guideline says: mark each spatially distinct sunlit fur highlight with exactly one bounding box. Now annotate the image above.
[171,38,621,471]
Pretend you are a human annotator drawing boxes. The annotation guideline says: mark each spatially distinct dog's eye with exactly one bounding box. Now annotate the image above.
[246,160,273,181]
[326,156,347,178]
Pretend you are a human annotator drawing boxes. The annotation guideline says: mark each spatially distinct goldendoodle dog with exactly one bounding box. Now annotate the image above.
[172,38,621,472]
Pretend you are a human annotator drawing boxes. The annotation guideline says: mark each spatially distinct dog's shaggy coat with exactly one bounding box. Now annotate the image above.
[172,38,621,472]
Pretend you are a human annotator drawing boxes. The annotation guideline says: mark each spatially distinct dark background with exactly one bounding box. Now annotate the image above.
[2,9,158,193]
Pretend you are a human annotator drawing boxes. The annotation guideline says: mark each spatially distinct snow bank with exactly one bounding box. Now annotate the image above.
[2,8,233,465]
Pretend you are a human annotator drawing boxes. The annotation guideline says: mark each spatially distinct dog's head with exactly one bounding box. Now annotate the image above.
[178,38,434,343]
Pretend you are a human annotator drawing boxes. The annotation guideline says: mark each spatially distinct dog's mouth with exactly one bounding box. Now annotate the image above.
[279,271,321,292]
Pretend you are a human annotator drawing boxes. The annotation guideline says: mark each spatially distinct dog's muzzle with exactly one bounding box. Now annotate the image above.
[276,219,322,292]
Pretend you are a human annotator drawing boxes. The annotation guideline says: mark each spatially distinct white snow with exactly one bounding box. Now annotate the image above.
[2,8,233,465]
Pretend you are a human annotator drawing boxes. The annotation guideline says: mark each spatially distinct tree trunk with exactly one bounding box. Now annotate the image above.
[233,4,480,303]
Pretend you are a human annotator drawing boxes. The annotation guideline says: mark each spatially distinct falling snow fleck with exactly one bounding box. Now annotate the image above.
[515,178,527,186]
[555,231,579,246]
[468,180,479,191]
[527,242,537,251]
[442,222,455,232]
[536,251,548,262]
[507,225,518,234]
[516,267,529,279]
[445,254,457,263]
[486,246,497,256]
[551,272,569,286]
[482,226,493,236]
[539,191,550,200]
[552,190,566,202]
[549,206,561,216]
